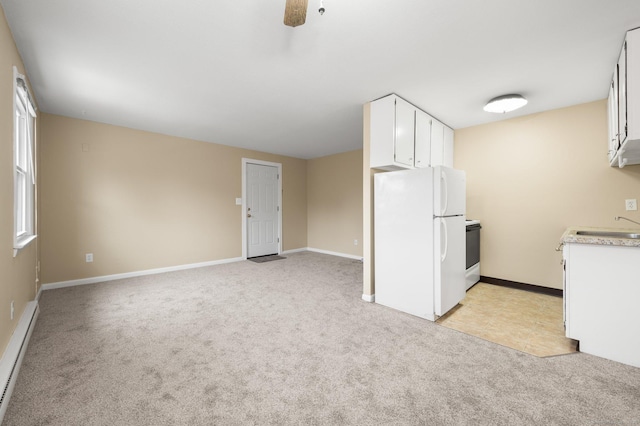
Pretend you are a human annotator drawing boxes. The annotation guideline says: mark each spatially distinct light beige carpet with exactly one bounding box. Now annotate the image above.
[5,252,640,425]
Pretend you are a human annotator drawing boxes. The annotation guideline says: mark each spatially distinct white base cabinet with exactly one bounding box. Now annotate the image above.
[370,94,453,170]
[563,243,640,367]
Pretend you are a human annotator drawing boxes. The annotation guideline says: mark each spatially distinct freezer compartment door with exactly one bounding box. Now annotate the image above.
[433,166,466,217]
[434,215,466,316]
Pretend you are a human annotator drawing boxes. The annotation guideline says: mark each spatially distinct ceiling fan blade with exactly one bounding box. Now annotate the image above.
[284,0,308,27]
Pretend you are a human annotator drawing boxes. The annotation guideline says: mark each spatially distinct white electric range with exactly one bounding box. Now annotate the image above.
[465,220,481,290]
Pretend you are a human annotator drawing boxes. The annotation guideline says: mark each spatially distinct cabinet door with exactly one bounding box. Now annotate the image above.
[608,78,619,161]
[414,110,432,168]
[394,98,415,167]
[608,82,618,162]
[369,95,397,170]
[443,126,454,167]
[430,119,445,167]
[618,43,627,145]
[562,246,569,334]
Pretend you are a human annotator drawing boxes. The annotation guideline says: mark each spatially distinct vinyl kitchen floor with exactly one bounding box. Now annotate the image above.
[437,283,578,357]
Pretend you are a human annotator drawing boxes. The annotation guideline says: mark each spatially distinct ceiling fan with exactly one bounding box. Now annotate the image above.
[284,0,307,27]
[284,0,325,27]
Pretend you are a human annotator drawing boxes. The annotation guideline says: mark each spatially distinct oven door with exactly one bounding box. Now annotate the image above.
[465,223,481,269]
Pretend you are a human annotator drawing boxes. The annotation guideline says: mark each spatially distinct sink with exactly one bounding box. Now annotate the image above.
[576,230,640,239]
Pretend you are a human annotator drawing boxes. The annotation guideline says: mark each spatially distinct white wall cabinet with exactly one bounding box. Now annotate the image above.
[370,94,453,170]
[394,97,417,167]
[414,109,432,168]
[608,75,619,162]
[563,242,640,367]
[608,28,640,167]
[443,126,454,167]
[431,123,454,167]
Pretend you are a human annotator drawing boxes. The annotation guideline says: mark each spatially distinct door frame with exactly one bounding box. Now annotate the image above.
[241,158,283,259]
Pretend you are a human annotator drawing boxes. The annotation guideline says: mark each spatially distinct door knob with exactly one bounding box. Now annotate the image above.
[247,213,252,218]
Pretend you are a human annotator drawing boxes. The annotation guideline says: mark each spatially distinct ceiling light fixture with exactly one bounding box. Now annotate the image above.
[483,94,528,113]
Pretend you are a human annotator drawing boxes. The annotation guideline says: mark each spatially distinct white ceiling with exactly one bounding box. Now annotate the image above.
[2,0,640,159]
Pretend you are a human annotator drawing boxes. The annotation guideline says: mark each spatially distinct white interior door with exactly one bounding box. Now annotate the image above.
[246,163,279,258]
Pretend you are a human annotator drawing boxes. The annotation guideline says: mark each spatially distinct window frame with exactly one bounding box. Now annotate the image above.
[13,66,37,256]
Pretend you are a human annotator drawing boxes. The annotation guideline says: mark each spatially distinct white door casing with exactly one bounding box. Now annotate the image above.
[242,159,281,258]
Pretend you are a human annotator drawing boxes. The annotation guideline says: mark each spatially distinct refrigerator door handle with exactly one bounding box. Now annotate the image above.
[441,218,448,262]
[441,170,448,216]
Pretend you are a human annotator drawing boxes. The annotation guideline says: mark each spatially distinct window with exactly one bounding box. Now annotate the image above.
[13,66,37,255]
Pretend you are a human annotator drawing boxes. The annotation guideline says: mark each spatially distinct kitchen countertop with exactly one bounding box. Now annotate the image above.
[561,226,640,247]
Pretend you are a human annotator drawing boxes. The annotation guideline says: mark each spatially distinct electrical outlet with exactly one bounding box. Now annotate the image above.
[354,239,358,246]
[86,253,93,263]
[625,199,638,211]
[10,301,14,320]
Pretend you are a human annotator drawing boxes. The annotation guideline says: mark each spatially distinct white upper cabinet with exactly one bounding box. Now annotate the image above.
[608,73,619,162]
[443,125,454,167]
[609,28,640,167]
[429,119,444,167]
[414,109,432,168]
[429,120,454,168]
[370,94,402,170]
[394,97,417,167]
[370,94,453,170]
[618,43,628,145]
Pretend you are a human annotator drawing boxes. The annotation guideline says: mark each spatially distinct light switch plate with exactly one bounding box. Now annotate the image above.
[625,199,637,211]
[235,198,242,205]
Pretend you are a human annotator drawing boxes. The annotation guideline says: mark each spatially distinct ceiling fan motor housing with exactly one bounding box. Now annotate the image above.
[284,0,308,27]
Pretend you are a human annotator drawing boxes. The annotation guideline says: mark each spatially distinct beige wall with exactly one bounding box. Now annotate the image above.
[455,100,640,289]
[39,114,308,284]
[362,99,640,295]
[0,7,39,357]
[307,150,363,257]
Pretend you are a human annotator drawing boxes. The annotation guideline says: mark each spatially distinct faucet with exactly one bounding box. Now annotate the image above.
[614,216,640,226]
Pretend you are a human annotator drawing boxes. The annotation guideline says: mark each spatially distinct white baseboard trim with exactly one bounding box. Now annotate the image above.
[0,301,39,424]
[35,285,43,301]
[41,257,244,291]
[306,247,363,261]
[362,294,375,303]
[41,249,362,292]
[280,248,307,255]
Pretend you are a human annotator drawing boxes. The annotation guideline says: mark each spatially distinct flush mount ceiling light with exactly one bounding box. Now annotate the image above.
[483,94,528,113]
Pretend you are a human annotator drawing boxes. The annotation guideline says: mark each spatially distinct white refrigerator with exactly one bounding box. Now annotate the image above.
[374,166,466,321]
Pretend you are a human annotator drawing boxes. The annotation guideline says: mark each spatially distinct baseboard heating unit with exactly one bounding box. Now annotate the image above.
[0,301,39,423]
